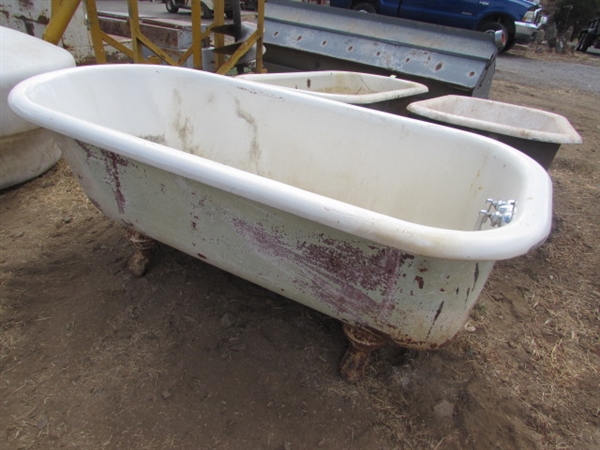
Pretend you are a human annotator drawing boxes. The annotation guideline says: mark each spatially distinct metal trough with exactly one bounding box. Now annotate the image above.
[263,0,499,112]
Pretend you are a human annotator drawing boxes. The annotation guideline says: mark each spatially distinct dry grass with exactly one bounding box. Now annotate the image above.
[1,74,599,450]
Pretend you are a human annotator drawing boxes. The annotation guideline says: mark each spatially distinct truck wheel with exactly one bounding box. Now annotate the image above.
[166,0,179,13]
[478,21,510,52]
[352,2,377,13]
[578,33,593,52]
[201,2,213,19]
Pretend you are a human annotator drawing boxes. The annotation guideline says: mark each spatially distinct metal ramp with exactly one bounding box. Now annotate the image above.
[263,0,498,99]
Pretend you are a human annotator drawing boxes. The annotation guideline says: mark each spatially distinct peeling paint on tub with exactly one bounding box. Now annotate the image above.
[229,217,419,318]
[62,134,499,349]
[473,262,480,290]
[425,301,445,339]
[414,275,425,289]
[99,149,129,214]
[74,140,133,215]
[76,140,96,161]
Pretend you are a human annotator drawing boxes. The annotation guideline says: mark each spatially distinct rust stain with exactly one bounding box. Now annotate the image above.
[36,14,50,25]
[359,324,455,350]
[24,22,34,36]
[432,337,454,349]
[414,276,424,289]
[100,149,129,214]
[340,324,388,383]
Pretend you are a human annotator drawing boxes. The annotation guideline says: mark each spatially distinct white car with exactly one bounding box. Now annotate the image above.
[165,0,234,19]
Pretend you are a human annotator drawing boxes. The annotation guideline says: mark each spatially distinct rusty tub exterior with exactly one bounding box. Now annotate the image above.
[9,65,552,381]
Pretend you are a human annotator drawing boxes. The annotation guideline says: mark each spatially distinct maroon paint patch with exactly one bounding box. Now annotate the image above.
[230,218,416,319]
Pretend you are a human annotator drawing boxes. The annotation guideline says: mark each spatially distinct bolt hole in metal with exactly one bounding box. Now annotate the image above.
[474,198,517,231]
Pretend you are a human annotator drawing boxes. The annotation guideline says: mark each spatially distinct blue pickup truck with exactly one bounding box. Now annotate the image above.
[329,0,543,51]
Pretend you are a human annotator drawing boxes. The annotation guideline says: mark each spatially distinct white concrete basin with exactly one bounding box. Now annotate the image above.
[0,26,75,189]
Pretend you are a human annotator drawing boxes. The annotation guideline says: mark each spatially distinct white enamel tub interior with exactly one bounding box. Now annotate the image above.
[237,71,428,104]
[9,65,552,349]
[407,95,582,144]
[0,26,75,189]
[407,95,582,170]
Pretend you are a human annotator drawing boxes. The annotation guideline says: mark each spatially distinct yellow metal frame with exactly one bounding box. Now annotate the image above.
[44,0,81,45]
[216,0,264,75]
[44,0,264,73]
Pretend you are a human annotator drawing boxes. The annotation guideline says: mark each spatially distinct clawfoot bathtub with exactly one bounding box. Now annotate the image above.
[9,65,552,382]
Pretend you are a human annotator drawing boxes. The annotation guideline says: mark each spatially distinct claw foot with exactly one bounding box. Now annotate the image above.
[124,229,157,277]
[340,324,387,384]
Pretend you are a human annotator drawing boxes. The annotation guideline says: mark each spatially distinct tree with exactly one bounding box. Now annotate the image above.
[552,0,600,36]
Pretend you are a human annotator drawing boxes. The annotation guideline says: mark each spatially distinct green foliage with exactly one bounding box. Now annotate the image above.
[552,0,600,34]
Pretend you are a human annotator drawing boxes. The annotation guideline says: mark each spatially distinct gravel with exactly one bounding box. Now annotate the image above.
[494,53,600,93]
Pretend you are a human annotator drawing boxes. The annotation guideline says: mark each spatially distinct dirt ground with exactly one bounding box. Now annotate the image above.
[1,46,599,450]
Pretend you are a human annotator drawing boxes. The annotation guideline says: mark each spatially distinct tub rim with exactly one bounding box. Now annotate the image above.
[407,94,583,145]
[236,70,429,104]
[8,65,553,262]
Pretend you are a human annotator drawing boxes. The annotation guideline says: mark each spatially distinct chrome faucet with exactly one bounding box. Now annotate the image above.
[474,198,517,231]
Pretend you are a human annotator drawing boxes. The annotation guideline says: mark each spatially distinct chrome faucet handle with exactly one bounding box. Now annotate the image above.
[474,199,516,230]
